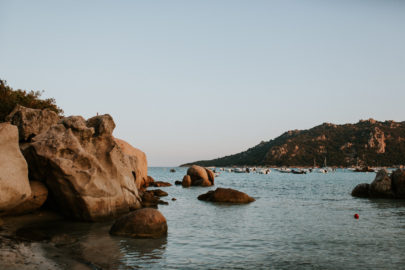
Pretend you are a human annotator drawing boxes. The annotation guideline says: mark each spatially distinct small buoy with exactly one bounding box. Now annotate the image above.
[354,213,359,219]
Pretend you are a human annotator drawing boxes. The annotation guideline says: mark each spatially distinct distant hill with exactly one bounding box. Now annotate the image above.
[181,119,405,167]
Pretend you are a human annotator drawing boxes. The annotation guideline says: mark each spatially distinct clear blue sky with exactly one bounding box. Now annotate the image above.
[1,1,404,166]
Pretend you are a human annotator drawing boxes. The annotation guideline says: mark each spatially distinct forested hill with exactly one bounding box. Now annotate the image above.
[181,119,405,167]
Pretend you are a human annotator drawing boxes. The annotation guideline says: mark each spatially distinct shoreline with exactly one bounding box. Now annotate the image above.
[0,211,102,270]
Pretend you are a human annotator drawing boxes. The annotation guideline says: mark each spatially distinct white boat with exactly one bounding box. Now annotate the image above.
[259,169,271,174]
[234,168,246,173]
[276,168,291,173]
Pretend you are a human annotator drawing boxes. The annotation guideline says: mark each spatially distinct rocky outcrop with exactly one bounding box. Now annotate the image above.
[198,188,255,203]
[8,181,48,215]
[114,138,148,190]
[109,208,168,238]
[352,169,405,199]
[367,127,386,153]
[369,169,394,198]
[6,105,60,142]
[184,165,214,187]
[0,123,31,214]
[23,114,143,221]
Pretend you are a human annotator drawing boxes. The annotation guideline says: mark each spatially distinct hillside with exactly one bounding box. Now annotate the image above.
[181,119,405,167]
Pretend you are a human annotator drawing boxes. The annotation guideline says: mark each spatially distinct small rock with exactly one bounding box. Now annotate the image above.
[171,198,176,201]
[141,191,159,208]
[109,208,168,238]
[174,181,182,185]
[198,188,255,203]
[152,181,172,187]
[158,200,168,205]
[152,189,168,197]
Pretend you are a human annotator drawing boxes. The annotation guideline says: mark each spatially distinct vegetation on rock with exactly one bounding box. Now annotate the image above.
[0,80,63,122]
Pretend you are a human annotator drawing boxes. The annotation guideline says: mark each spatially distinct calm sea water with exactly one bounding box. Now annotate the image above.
[35,167,405,269]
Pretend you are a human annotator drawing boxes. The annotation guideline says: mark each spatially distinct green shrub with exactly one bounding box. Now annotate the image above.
[0,79,63,122]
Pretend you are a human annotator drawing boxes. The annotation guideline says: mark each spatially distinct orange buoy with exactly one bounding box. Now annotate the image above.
[354,213,359,219]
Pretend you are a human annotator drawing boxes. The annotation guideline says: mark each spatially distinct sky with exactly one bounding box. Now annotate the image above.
[1,0,404,166]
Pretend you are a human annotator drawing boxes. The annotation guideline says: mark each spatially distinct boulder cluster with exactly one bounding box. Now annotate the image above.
[0,105,255,240]
[352,169,405,199]
[181,165,215,187]
[179,165,255,204]
[0,105,167,231]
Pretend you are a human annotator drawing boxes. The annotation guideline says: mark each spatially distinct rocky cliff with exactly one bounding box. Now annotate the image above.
[182,119,405,167]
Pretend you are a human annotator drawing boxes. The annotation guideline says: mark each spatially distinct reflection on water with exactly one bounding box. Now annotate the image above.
[15,219,167,269]
[119,238,167,265]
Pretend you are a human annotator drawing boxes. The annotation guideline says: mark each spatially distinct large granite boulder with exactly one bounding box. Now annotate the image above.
[6,105,60,141]
[391,169,405,199]
[0,123,31,214]
[114,138,148,190]
[182,175,191,187]
[109,208,167,238]
[8,181,48,215]
[369,169,394,198]
[198,188,255,203]
[23,114,143,221]
[185,165,214,187]
[351,183,370,198]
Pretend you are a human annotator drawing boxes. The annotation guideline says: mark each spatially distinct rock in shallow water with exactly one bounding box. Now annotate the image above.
[152,189,168,197]
[198,188,255,203]
[109,208,167,239]
[151,181,172,187]
[351,183,370,198]
[351,169,405,199]
[186,165,214,186]
[182,175,191,187]
[369,169,394,198]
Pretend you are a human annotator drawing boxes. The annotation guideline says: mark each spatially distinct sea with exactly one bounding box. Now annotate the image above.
[30,167,405,269]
